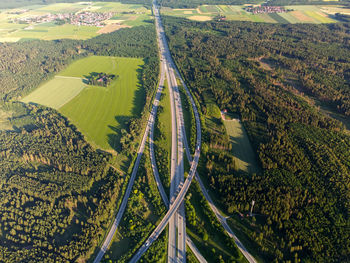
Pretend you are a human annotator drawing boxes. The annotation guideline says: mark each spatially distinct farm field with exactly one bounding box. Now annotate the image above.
[0,2,151,42]
[22,56,144,152]
[223,118,260,174]
[162,4,345,23]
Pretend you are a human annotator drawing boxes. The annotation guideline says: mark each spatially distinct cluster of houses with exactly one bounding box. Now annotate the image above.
[11,11,115,27]
[245,6,287,14]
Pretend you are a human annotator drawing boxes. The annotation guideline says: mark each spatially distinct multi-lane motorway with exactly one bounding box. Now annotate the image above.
[129,4,202,262]
[94,1,257,263]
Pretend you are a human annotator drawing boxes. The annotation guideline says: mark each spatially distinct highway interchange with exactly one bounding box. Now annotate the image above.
[93,2,257,263]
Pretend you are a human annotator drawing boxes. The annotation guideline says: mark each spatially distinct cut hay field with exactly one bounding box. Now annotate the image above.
[22,77,85,109]
[0,2,151,42]
[223,118,260,174]
[22,56,144,152]
[162,4,341,24]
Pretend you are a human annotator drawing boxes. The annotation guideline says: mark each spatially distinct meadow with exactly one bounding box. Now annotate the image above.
[0,2,152,42]
[223,118,260,174]
[162,4,346,23]
[22,56,144,152]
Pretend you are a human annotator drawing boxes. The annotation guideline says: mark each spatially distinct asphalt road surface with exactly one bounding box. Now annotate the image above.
[129,3,202,262]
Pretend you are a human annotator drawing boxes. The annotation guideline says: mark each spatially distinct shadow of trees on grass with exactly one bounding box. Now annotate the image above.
[107,63,146,155]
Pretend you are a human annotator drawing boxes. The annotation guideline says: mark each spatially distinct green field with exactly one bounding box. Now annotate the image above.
[223,119,260,174]
[0,2,151,42]
[22,56,144,151]
[163,4,341,23]
[22,77,85,109]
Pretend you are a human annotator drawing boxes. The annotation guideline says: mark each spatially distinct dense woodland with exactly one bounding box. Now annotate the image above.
[163,16,350,262]
[0,24,159,261]
[0,102,124,262]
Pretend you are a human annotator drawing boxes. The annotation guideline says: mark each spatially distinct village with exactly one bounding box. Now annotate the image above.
[11,11,116,27]
[245,6,288,14]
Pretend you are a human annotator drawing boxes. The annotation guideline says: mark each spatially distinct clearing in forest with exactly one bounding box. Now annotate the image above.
[223,117,260,174]
[23,56,145,152]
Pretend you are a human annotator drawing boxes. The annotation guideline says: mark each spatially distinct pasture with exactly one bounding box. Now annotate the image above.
[223,118,260,174]
[162,4,343,24]
[23,56,144,152]
[0,2,151,42]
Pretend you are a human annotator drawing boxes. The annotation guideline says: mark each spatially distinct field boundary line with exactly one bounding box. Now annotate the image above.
[56,75,84,80]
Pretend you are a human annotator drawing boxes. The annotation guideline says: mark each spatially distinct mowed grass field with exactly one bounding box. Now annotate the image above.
[163,4,342,24]
[0,2,151,42]
[22,77,85,109]
[22,56,144,151]
[223,119,260,174]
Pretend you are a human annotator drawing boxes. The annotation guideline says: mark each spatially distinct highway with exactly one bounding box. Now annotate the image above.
[152,2,187,261]
[172,60,186,263]
[166,47,186,263]
[154,3,257,262]
[149,102,206,263]
[129,4,202,262]
[92,35,167,263]
[95,1,256,263]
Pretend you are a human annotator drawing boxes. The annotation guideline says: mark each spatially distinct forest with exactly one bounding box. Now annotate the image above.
[0,23,159,261]
[162,15,350,262]
[0,102,124,262]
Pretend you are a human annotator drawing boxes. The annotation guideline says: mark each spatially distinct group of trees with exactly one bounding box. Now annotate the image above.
[163,16,350,262]
[87,72,116,87]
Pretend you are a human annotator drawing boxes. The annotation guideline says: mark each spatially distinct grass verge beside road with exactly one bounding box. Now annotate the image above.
[186,180,247,263]
[153,79,171,196]
[105,145,166,262]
